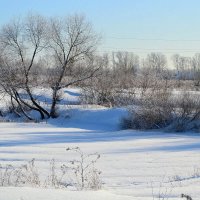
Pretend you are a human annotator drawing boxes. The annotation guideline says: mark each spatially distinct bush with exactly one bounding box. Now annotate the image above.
[0,159,40,187]
[122,89,174,130]
[121,90,200,131]
[0,147,102,190]
[66,147,101,190]
[170,92,200,132]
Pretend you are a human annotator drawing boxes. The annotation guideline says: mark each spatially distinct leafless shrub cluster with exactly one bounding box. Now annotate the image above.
[170,92,200,132]
[121,89,173,129]
[0,148,101,190]
[121,65,200,131]
[120,62,173,130]
[0,159,39,187]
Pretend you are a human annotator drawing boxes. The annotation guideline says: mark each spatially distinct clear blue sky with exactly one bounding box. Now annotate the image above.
[1,0,200,58]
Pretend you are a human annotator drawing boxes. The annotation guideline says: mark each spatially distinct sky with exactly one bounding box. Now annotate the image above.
[1,0,200,61]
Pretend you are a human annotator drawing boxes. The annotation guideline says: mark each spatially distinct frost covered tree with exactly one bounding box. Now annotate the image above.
[0,14,49,119]
[172,54,192,81]
[112,51,139,89]
[145,52,167,76]
[47,15,100,117]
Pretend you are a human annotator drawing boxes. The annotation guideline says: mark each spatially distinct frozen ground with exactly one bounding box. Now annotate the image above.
[0,88,200,200]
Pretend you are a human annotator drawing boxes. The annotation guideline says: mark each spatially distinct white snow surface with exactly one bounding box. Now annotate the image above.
[0,88,200,200]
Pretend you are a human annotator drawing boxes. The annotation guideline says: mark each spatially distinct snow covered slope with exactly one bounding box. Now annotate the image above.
[0,88,200,200]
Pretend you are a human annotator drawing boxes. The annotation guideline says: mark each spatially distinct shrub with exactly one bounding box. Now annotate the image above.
[122,90,200,131]
[0,159,40,187]
[0,147,101,190]
[66,147,101,190]
[122,89,174,130]
[170,92,200,131]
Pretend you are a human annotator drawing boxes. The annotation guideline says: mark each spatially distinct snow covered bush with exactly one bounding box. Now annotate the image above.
[121,88,174,130]
[66,147,101,190]
[170,92,200,131]
[121,89,200,131]
[0,148,102,190]
[0,159,40,187]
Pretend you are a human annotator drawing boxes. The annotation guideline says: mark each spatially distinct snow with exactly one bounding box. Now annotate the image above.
[0,88,200,200]
[0,187,133,200]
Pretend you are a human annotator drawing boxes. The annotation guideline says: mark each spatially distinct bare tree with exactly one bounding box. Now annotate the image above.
[172,54,192,81]
[112,51,139,74]
[145,52,167,76]
[47,15,100,117]
[0,14,49,119]
[81,54,117,107]
[112,51,139,89]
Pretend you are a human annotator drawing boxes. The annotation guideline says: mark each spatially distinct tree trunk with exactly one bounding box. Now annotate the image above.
[50,87,59,118]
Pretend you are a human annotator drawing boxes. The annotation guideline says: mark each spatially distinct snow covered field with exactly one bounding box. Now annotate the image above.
[0,89,200,200]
